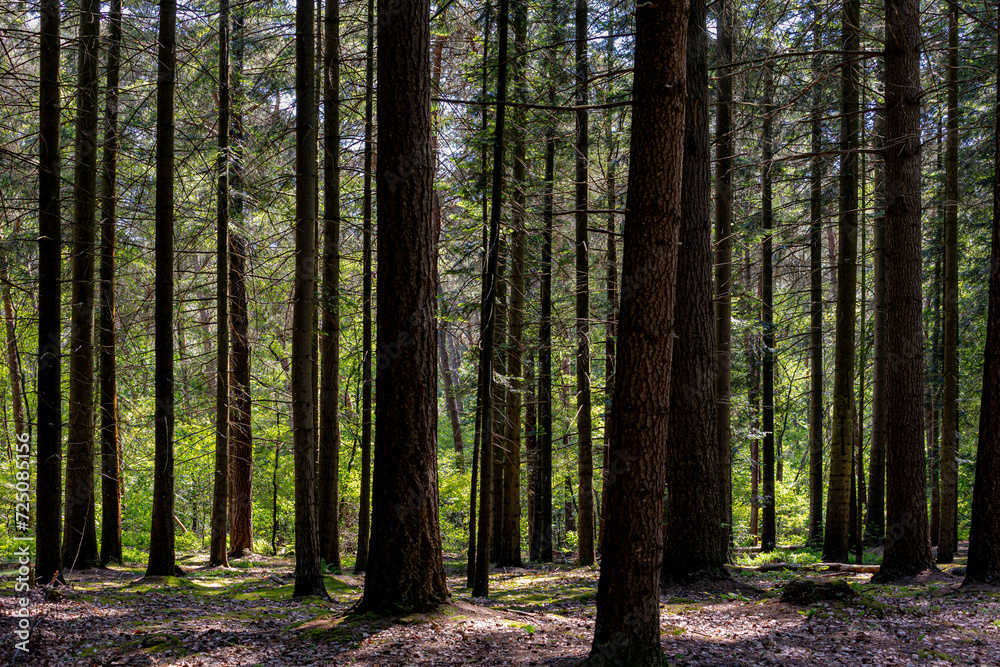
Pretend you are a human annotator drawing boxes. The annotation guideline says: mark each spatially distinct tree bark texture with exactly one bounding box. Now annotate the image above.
[589,1,687,663]
[357,0,450,612]
[662,0,727,583]
[874,0,936,581]
[228,235,253,556]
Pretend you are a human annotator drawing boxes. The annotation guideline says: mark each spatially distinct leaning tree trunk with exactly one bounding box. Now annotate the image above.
[873,0,936,581]
[228,235,253,557]
[823,0,860,565]
[36,0,63,586]
[354,0,374,575]
[574,0,595,567]
[356,0,450,613]
[589,0,687,663]
[938,0,959,565]
[318,0,342,572]
[964,17,1000,584]
[714,0,735,553]
[760,57,777,554]
[661,0,727,583]
[209,0,231,568]
[807,1,825,546]
[147,0,180,579]
[63,0,102,573]
[291,0,328,599]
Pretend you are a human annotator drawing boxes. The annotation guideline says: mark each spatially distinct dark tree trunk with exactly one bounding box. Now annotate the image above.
[661,0,727,583]
[600,11,618,556]
[36,0,63,586]
[866,95,887,544]
[938,0,959,565]
[466,0,492,585]
[354,0,374,575]
[498,0,527,569]
[490,249,506,564]
[356,0,450,612]
[209,0,231,569]
[807,1,825,546]
[318,0,342,572]
[473,0,509,598]
[928,245,942,547]
[873,0,936,581]
[291,0,328,599]
[63,0,102,573]
[760,58,776,554]
[99,0,123,567]
[574,0,595,567]
[147,0,180,579]
[964,18,1000,584]
[228,235,252,557]
[531,80,555,565]
[713,0,734,554]
[823,0,860,565]
[589,1,687,663]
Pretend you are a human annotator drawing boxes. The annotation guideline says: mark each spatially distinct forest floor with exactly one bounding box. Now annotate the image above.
[3,543,997,666]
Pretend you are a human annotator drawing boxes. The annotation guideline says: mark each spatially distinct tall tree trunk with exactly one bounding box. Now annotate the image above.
[473,0,509,598]
[600,9,618,555]
[498,0,527,569]
[760,57,777,553]
[63,0,102,572]
[357,0,450,612]
[807,2,825,546]
[291,0,327,599]
[36,0,63,586]
[354,0,374,575]
[467,0,492,585]
[490,249,506,563]
[963,17,1000,584]
[662,0,727,583]
[99,0,123,567]
[713,0,734,554]
[589,0,687,662]
[928,247,942,547]
[873,0,936,581]
[147,0,180,579]
[228,235,252,556]
[865,93,887,544]
[318,0,342,572]
[574,0,595,567]
[938,0,960,565]
[823,0,860,564]
[209,0,231,568]
[532,78,556,565]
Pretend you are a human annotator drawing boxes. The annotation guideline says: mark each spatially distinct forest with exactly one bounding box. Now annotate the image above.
[4,0,1000,663]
